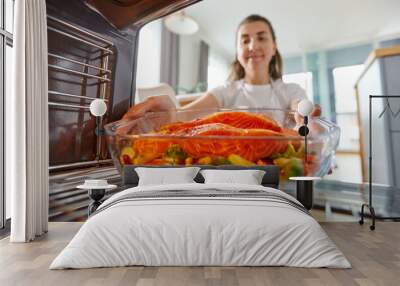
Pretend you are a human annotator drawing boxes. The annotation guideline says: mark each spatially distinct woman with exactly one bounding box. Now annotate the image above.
[123,14,320,120]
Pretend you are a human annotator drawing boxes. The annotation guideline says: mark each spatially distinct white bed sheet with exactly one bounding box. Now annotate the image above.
[50,183,351,269]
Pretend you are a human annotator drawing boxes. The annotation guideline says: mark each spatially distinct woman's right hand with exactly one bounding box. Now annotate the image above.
[114,95,177,136]
[122,95,177,120]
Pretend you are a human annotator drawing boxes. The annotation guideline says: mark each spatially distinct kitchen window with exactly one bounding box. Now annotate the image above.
[332,64,364,152]
[283,72,314,100]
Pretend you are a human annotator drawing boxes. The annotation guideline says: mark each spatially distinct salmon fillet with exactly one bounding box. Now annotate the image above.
[133,123,288,162]
[160,111,282,133]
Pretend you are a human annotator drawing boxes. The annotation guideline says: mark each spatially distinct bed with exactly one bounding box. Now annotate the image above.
[50,165,350,269]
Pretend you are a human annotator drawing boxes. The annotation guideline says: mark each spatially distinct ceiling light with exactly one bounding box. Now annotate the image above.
[164,11,199,35]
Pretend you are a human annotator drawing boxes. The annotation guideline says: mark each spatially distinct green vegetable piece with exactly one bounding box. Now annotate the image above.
[282,143,296,158]
[164,144,187,160]
[212,156,230,165]
[287,158,304,177]
[271,152,281,159]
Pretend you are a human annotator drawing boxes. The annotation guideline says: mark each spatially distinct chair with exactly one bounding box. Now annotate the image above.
[135,83,180,108]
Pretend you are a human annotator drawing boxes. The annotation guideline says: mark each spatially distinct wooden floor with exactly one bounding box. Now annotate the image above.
[0,222,399,286]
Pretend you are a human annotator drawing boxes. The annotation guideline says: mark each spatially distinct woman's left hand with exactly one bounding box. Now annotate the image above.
[310,104,321,117]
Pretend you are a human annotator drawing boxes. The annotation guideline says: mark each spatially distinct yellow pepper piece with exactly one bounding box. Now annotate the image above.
[295,144,305,158]
[133,155,156,165]
[121,146,136,160]
[185,157,193,166]
[228,154,255,166]
[197,156,212,165]
[273,158,291,168]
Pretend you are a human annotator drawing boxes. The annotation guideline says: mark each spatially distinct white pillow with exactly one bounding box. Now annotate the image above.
[200,169,266,185]
[135,167,201,186]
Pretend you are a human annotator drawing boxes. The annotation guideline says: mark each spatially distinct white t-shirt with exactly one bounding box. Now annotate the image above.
[210,79,307,110]
[209,79,307,124]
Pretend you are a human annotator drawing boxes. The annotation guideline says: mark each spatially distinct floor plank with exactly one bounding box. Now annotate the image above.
[0,222,399,286]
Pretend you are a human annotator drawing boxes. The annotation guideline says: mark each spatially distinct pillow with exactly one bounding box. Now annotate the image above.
[200,169,266,185]
[135,167,201,186]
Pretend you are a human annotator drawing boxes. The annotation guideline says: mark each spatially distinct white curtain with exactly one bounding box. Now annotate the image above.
[198,40,209,91]
[160,21,180,89]
[8,0,49,242]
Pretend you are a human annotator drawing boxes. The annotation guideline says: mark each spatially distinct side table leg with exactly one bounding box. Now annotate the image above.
[359,203,376,231]
[88,189,106,216]
[296,180,313,210]
[88,201,102,216]
[359,203,366,225]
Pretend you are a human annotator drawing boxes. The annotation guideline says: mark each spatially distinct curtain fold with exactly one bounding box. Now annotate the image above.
[160,21,180,89]
[9,0,49,242]
[198,40,209,91]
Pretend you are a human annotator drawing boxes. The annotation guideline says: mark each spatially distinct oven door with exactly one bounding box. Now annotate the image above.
[47,0,200,221]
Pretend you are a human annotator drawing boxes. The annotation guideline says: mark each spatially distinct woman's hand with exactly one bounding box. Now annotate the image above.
[122,95,177,120]
[310,104,321,117]
[114,95,177,136]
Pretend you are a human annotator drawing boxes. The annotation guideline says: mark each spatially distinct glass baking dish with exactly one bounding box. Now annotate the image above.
[104,108,340,181]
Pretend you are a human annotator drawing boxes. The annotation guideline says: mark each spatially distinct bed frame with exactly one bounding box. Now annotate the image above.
[122,165,317,210]
[122,165,281,189]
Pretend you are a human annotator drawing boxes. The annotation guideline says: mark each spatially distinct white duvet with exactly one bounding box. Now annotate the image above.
[50,183,351,269]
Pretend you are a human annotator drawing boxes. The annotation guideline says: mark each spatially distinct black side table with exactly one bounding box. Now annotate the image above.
[289,177,321,210]
[77,180,117,216]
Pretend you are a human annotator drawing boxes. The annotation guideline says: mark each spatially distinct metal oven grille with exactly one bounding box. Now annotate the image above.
[47,15,115,171]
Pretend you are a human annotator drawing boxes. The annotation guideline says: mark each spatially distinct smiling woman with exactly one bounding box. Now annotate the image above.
[230,15,281,84]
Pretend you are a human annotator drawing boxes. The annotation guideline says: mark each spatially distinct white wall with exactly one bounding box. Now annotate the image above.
[207,48,230,90]
[136,20,162,88]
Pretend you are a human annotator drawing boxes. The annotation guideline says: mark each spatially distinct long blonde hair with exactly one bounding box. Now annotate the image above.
[228,15,283,81]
